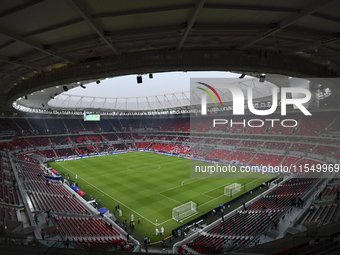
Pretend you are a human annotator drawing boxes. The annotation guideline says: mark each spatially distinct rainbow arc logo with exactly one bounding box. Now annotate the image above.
[196,82,222,115]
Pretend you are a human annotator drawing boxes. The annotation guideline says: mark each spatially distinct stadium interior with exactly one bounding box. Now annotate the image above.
[1,1,340,255]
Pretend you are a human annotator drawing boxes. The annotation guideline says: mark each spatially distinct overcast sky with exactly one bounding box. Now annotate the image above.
[67,71,247,98]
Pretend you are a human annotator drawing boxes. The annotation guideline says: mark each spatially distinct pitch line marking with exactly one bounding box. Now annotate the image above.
[198,173,271,208]
[200,181,232,199]
[202,194,215,199]
[159,179,203,194]
[55,162,158,226]
[157,218,173,226]
[170,171,241,194]
[202,182,232,196]
[158,172,241,201]
[158,174,233,206]
[127,163,161,172]
[86,169,134,179]
[84,158,175,179]
[181,178,200,186]
[56,158,275,227]
[157,192,182,205]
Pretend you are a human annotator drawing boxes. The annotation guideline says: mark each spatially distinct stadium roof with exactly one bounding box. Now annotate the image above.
[1,0,340,115]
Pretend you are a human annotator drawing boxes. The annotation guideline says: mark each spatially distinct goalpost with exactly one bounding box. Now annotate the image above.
[172,201,197,222]
[224,183,241,197]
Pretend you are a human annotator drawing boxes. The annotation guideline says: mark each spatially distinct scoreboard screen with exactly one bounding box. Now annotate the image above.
[84,112,100,121]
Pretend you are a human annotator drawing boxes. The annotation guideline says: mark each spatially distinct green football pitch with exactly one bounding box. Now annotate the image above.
[49,151,275,239]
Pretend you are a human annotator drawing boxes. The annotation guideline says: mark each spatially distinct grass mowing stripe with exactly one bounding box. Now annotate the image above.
[55,162,158,226]
[50,151,276,239]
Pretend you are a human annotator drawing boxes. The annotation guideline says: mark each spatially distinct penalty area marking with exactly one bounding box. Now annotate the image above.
[157,192,183,205]
[181,179,201,186]
[198,173,272,208]
[55,162,274,227]
[201,181,232,199]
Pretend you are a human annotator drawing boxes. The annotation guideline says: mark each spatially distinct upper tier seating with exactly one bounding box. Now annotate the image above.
[224,151,255,163]
[87,135,104,143]
[268,113,300,135]
[119,119,130,130]
[77,146,95,154]
[45,118,67,134]
[239,140,263,148]
[97,119,114,132]
[245,116,272,134]
[110,119,123,131]
[27,137,49,147]
[296,111,338,136]
[190,146,212,158]
[171,118,189,131]
[50,136,71,145]
[249,153,284,167]
[64,119,83,133]
[0,111,338,137]
[14,119,33,136]
[54,148,76,157]
[83,121,100,132]
[35,150,55,158]
[314,145,339,155]
[205,149,232,160]
[28,119,48,134]
[264,142,290,151]
[226,116,246,134]
[70,136,88,144]
[292,143,316,152]
[0,118,22,134]
[281,156,300,167]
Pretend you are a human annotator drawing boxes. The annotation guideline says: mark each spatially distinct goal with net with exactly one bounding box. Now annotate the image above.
[172,201,198,222]
[224,183,241,197]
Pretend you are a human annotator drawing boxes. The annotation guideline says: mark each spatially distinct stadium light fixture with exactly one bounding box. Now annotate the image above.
[80,84,86,89]
[149,73,153,79]
[239,73,246,79]
[137,75,142,84]
[259,73,266,82]
[24,95,27,100]
[96,80,100,84]
[63,86,68,91]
